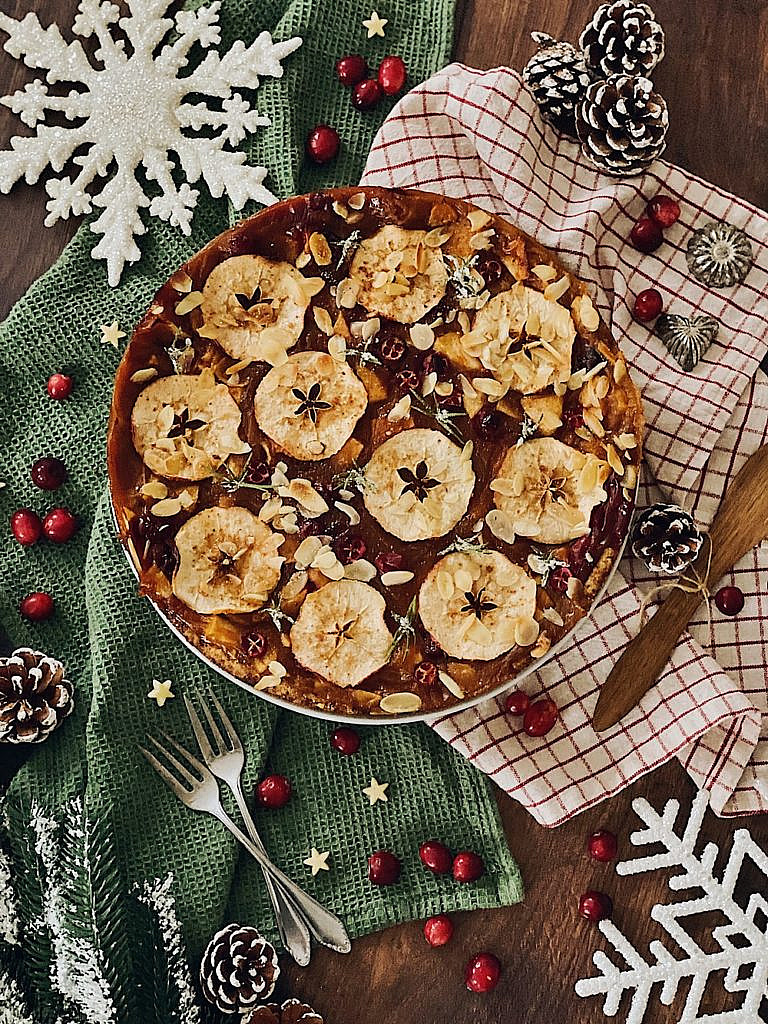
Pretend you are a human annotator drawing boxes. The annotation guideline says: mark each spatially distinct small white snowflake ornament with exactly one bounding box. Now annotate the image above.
[0,1,302,285]
[576,790,768,1024]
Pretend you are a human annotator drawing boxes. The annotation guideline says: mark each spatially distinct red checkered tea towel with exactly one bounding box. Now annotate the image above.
[360,64,768,826]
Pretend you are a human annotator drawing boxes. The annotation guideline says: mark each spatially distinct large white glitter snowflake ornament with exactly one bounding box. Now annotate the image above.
[0,1,302,285]
[576,790,768,1024]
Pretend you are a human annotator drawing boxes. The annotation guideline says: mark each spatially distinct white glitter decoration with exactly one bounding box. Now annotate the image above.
[0,1,302,285]
[576,790,768,1024]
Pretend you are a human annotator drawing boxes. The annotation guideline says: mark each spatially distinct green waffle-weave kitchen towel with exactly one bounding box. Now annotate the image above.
[0,1,522,1019]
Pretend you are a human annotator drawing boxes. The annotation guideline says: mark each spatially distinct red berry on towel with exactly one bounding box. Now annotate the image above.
[452,850,484,883]
[335,54,368,87]
[646,194,681,228]
[378,55,407,96]
[368,850,401,885]
[306,124,340,165]
[414,660,438,687]
[11,508,43,546]
[419,839,453,874]
[504,689,530,717]
[47,372,73,400]
[42,507,78,544]
[465,952,501,993]
[715,585,744,616]
[352,78,383,110]
[579,890,613,922]
[523,697,559,737]
[424,914,454,946]
[20,591,55,622]
[257,774,292,809]
[588,829,618,862]
[31,456,67,490]
[331,726,360,755]
[630,216,664,253]
[633,287,663,322]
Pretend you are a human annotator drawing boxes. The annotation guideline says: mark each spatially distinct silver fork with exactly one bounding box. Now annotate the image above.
[140,723,351,957]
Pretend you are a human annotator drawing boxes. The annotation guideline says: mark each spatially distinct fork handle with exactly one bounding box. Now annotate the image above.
[210,806,351,954]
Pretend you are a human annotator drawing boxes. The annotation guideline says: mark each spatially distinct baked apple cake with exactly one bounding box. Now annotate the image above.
[107,186,643,718]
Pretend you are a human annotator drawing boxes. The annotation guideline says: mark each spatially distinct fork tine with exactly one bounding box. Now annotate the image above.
[183,694,216,761]
[207,690,242,755]
[158,729,210,778]
[201,693,231,754]
[140,745,191,800]
[149,733,201,786]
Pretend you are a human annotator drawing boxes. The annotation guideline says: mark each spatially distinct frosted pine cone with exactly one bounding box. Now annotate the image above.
[522,32,595,137]
[199,924,279,1013]
[576,75,668,176]
[243,999,324,1024]
[580,1,665,77]
[631,504,703,575]
[0,648,74,744]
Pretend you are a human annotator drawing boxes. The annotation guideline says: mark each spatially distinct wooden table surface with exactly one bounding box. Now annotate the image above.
[1,2,767,1022]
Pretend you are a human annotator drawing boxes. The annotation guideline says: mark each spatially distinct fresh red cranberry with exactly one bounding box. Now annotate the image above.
[375,329,406,365]
[475,253,503,285]
[11,508,42,546]
[242,630,266,658]
[424,914,454,946]
[352,78,383,110]
[368,850,401,885]
[374,550,403,574]
[422,352,449,379]
[414,661,438,687]
[377,55,407,95]
[579,890,613,922]
[395,368,420,392]
[333,531,366,565]
[419,839,452,874]
[452,850,484,883]
[47,372,73,400]
[42,507,78,544]
[335,53,368,87]
[465,953,501,993]
[630,216,664,253]
[306,124,340,165]
[256,774,292,809]
[30,457,67,491]
[562,407,584,431]
[633,287,663,322]
[549,565,572,594]
[331,726,360,755]
[504,689,530,716]
[715,585,744,616]
[20,591,55,622]
[245,460,271,485]
[646,194,681,228]
[523,698,559,737]
[588,829,618,862]
[472,406,504,440]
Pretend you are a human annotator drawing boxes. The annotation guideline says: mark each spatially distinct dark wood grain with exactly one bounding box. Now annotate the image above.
[1,2,767,1022]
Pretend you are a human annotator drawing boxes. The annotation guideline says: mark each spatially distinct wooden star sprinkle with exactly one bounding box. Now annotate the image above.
[303,847,330,876]
[147,679,175,707]
[363,10,388,37]
[363,777,389,805]
[101,320,126,349]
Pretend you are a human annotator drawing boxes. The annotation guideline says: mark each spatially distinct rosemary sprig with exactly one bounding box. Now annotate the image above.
[334,229,363,270]
[345,333,382,368]
[438,532,488,556]
[386,596,418,662]
[259,598,295,631]
[516,413,539,447]
[214,455,274,495]
[527,549,567,587]
[408,389,466,443]
[332,464,374,495]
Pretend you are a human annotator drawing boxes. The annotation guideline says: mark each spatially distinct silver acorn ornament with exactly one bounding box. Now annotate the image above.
[686,221,753,288]
[655,313,718,372]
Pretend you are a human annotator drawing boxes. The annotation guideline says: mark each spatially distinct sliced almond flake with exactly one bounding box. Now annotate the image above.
[334,500,361,525]
[338,488,354,500]
[543,276,570,302]
[542,607,565,627]
[268,660,287,678]
[344,558,377,582]
[285,479,328,515]
[174,291,204,316]
[348,191,366,210]
[149,303,164,315]
[177,488,197,509]
[380,692,422,714]
[254,674,280,691]
[313,306,334,335]
[151,497,183,517]
[489,476,517,497]
[514,617,540,646]
[594,375,610,400]
[336,278,359,309]
[515,519,541,537]
[531,263,557,282]
[624,464,638,490]
[309,232,332,266]
[381,570,415,586]
[456,310,471,334]
[347,211,364,225]
[434,381,453,397]
[422,371,437,396]
[573,294,600,332]
[424,226,452,248]
[531,633,552,658]
[387,394,411,421]
[428,315,444,329]
[306,439,325,455]
[140,480,168,499]
[362,317,381,341]
[130,367,159,383]
[313,547,338,570]
[438,670,464,699]
[332,200,349,220]
[225,357,252,376]
[605,443,624,476]
[170,270,193,293]
[328,335,347,363]
[385,282,409,297]
[485,508,516,544]
[574,426,591,441]
[467,617,494,644]
[294,535,324,568]
[461,440,473,460]
[568,368,587,390]
[473,376,507,397]
[459,374,478,399]
[553,380,568,397]
[613,358,627,383]
[469,228,494,251]
[614,432,637,450]
[295,251,311,269]
[467,208,491,231]
[566,577,579,600]
[583,361,608,382]
[584,409,605,437]
[409,323,435,351]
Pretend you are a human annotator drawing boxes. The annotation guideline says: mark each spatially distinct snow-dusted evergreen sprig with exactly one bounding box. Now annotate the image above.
[0,2,302,284]
[386,596,418,662]
[0,842,20,947]
[334,230,362,270]
[409,391,466,443]
[260,598,295,632]
[0,960,34,1024]
[333,464,373,495]
[576,790,768,1024]
[443,253,482,299]
[135,874,202,1024]
[515,414,539,447]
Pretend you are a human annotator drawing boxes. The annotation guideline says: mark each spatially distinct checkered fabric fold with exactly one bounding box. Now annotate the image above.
[361,64,768,826]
